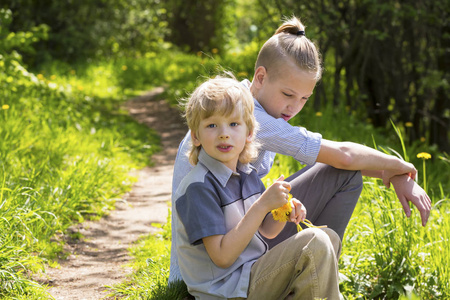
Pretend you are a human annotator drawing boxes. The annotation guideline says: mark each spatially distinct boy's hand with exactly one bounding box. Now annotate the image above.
[260,175,291,211]
[289,197,306,224]
[382,161,417,188]
[390,174,431,226]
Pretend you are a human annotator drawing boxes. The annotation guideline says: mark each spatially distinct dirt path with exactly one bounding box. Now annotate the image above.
[43,88,187,299]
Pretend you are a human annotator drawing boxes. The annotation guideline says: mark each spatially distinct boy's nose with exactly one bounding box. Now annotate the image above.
[219,133,230,139]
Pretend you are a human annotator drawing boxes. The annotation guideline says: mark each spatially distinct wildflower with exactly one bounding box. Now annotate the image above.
[271,194,293,222]
[315,111,323,117]
[405,122,413,128]
[417,152,431,160]
[2,104,9,110]
[197,51,203,57]
[271,194,327,232]
[417,152,431,193]
[37,74,44,80]
[122,65,127,71]
[420,137,426,142]
[50,75,57,80]
[237,71,248,77]
[6,76,13,83]
[212,48,219,54]
[70,70,76,75]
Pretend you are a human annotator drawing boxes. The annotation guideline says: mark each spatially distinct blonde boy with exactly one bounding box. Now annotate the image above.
[173,76,341,299]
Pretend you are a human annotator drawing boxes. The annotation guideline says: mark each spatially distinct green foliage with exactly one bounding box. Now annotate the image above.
[0,12,160,297]
[165,0,236,53]
[4,0,170,63]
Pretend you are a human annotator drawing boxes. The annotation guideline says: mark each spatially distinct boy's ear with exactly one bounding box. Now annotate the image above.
[246,129,254,143]
[191,130,201,147]
[253,66,267,88]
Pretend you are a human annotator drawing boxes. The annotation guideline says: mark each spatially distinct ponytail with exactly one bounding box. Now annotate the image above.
[255,16,322,80]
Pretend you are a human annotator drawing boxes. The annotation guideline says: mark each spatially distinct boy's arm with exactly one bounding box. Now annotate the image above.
[360,172,431,226]
[318,139,431,226]
[317,139,417,186]
[203,179,290,269]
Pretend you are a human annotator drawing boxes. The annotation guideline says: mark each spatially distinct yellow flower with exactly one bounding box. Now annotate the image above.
[420,137,426,142]
[405,122,413,128]
[37,74,44,80]
[122,65,128,71]
[315,112,323,117]
[271,195,293,222]
[197,51,203,57]
[2,104,9,110]
[50,75,57,80]
[212,48,219,54]
[272,194,327,232]
[417,152,431,160]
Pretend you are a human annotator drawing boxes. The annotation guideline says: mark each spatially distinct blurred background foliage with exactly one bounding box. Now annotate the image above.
[2,0,448,152]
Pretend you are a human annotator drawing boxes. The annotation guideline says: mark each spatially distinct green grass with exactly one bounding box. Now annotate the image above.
[0,54,160,297]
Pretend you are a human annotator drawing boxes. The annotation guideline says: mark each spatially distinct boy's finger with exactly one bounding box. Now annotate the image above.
[276,175,285,181]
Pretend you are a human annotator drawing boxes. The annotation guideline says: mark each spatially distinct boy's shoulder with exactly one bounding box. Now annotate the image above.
[175,161,210,200]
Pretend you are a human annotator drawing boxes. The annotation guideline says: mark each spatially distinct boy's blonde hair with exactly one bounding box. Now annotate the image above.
[255,16,322,81]
[184,75,258,166]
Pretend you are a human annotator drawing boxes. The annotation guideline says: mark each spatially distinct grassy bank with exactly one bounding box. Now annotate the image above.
[0,55,160,297]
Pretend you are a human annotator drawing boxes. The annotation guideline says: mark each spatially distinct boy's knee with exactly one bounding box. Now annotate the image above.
[298,228,341,259]
[321,228,341,259]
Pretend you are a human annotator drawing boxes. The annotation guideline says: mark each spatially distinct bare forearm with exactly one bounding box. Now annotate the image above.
[259,213,286,239]
[318,140,414,175]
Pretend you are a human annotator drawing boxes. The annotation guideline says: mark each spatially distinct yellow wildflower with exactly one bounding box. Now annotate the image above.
[315,112,323,117]
[197,51,203,57]
[2,104,9,110]
[271,194,293,222]
[237,71,248,77]
[37,74,44,80]
[122,65,128,71]
[417,152,431,160]
[50,75,57,80]
[420,137,426,142]
[405,122,413,127]
[271,194,327,232]
[212,48,219,54]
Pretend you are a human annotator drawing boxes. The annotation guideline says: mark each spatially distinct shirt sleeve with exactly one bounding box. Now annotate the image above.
[176,181,226,245]
[255,107,322,166]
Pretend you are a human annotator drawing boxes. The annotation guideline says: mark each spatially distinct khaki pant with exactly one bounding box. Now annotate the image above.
[232,228,342,300]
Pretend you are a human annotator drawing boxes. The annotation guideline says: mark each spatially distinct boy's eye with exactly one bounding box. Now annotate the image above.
[282,92,292,97]
[230,122,238,127]
[207,124,216,128]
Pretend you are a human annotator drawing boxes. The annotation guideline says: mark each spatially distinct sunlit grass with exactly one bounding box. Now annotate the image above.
[1,54,160,297]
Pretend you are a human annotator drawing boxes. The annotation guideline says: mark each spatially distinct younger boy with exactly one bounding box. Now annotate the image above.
[173,76,342,299]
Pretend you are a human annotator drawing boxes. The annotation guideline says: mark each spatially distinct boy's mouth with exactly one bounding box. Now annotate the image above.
[281,114,291,121]
[217,144,233,152]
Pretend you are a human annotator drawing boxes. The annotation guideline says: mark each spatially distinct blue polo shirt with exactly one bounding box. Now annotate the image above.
[174,149,268,299]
